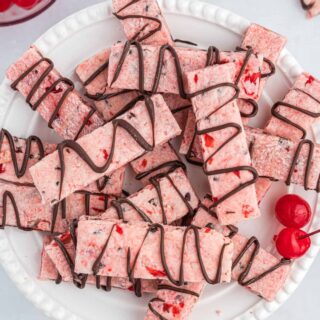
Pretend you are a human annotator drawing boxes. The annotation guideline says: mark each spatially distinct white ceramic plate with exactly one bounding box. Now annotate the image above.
[0,1,319,320]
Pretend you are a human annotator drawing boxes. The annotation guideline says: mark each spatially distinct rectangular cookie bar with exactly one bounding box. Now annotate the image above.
[265,73,320,140]
[112,0,174,46]
[74,218,233,284]
[108,42,263,102]
[44,230,157,294]
[246,126,320,191]
[184,63,260,225]
[192,199,291,301]
[30,94,181,205]
[6,46,104,140]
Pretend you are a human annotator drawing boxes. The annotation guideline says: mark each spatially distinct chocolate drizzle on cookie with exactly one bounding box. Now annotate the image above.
[92,223,230,287]
[110,41,188,98]
[113,0,162,43]
[10,54,98,140]
[285,139,317,190]
[0,129,45,231]
[300,0,315,10]
[250,133,320,192]
[56,95,155,201]
[0,129,45,178]
[185,82,258,211]
[134,142,186,181]
[232,236,291,286]
[0,191,33,231]
[270,88,320,139]
[112,166,194,225]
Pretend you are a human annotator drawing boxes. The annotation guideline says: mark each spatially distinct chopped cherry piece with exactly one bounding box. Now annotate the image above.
[242,204,253,218]
[60,232,71,244]
[244,72,261,84]
[141,159,147,168]
[212,196,219,203]
[305,75,315,85]
[128,286,134,291]
[276,228,311,259]
[145,266,166,277]
[275,194,311,228]
[0,164,5,173]
[0,0,12,12]
[102,149,109,160]
[13,0,39,9]
[204,134,214,148]
[204,227,211,233]
[233,170,240,178]
[115,224,123,235]
[163,303,172,313]
[194,74,198,83]
[172,305,180,316]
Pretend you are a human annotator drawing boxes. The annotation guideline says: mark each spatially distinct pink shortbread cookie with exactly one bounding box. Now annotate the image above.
[0,129,125,196]
[144,281,204,320]
[0,180,118,233]
[108,42,263,102]
[179,111,270,204]
[184,63,260,225]
[179,23,286,166]
[241,23,287,69]
[44,230,157,294]
[191,199,291,301]
[44,167,198,293]
[76,48,191,130]
[74,218,233,284]
[301,0,320,18]
[113,0,174,46]
[0,129,55,185]
[30,94,181,205]
[130,143,184,185]
[75,47,141,122]
[241,23,287,107]
[101,167,198,224]
[6,46,104,140]
[253,73,320,202]
[246,126,320,191]
[265,73,320,140]
[39,236,59,281]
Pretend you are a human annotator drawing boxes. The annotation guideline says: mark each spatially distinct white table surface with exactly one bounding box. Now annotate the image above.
[0,0,319,319]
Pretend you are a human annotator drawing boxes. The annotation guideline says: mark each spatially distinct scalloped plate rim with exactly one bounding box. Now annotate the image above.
[0,1,319,320]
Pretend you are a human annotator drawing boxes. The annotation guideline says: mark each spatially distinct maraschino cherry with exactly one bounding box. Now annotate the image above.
[276,227,320,259]
[0,0,12,12]
[275,194,311,228]
[276,228,311,259]
[13,0,39,10]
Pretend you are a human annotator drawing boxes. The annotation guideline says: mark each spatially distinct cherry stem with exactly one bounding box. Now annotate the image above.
[299,229,320,240]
